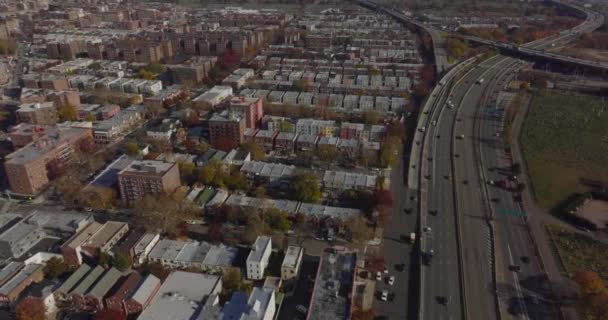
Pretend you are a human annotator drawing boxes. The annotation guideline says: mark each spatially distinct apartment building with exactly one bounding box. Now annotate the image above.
[16,102,58,126]
[93,106,143,144]
[208,111,246,151]
[228,96,264,129]
[246,236,272,280]
[340,122,365,140]
[117,160,181,205]
[4,127,93,195]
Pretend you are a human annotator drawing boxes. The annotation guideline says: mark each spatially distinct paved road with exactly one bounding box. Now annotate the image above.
[374,142,418,320]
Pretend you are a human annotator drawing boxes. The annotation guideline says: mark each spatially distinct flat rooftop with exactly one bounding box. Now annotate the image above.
[137,271,221,320]
[119,160,175,176]
[5,127,90,165]
[85,221,127,248]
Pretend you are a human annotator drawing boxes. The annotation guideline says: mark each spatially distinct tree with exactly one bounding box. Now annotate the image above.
[253,186,267,199]
[124,142,140,156]
[140,262,170,281]
[57,104,78,122]
[43,257,71,279]
[94,309,127,320]
[99,252,111,267]
[291,172,321,203]
[574,270,606,296]
[225,171,248,191]
[146,62,166,74]
[362,110,380,125]
[316,144,339,163]
[16,297,46,320]
[293,79,311,92]
[111,251,131,271]
[264,208,292,232]
[223,267,244,292]
[242,142,266,161]
[78,186,116,209]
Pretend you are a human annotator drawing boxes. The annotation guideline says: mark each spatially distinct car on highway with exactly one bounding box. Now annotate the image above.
[509,265,522,272]
[380,290,389,301]
[423,226,432,232]
[388,276,395,285]
[437,296,449,305]
[521,256,530,263]
[376,271,382,281]
[457,134,465,139]
[296,305,308,315]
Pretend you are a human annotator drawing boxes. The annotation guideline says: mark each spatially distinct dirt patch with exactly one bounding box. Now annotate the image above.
[575,199,608,229]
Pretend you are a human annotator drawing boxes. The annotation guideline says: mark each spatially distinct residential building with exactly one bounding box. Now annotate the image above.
[16,102,58,125]
[307,247,356,320]
[105,272,143,312]
[281,246,303,281]
[240,161,295,188]
[221,287,276,320]
[8,124,50,148]
[0,264,44,304]
[322,170,378,191]
[296,134,318,152]
[93,105,143,144]
[83,267,122,310]
[274,132,297,154]
[61,222,103,266]
[0,211,92,259]
[222,68,255,89]
[229,96,264,129]
[263,115,293,133]
[295,118,335,137]
[193,85,233,107]
[246,236,272,280]
[146,119,181,141]
[124,274,161,315]
[146,239,237,271]
[137,271,222,320]
[254,130,278,152]
[80,221,129,259]
[208,111,246,151]
[117,160,181,205]
[133,233,160,266]
[368,125,386,142]
[340,122,365,140]
[54,264,92,300]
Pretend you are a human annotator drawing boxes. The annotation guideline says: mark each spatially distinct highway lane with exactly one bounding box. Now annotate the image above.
[477,59,561,319]
[422,56,505,320]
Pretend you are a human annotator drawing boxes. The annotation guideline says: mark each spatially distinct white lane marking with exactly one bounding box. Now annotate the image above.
[507,244,530,319]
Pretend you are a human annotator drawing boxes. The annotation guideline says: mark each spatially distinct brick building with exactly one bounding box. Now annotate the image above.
[208,111,246,151]
[117,160,181,205]
[16,102,58,126]
[4,127,93,195]
[228,96,263,129]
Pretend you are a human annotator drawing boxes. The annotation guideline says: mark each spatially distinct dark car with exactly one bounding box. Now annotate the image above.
[521,256,530,263]
[437,296,449,305]
[509,265,521,272]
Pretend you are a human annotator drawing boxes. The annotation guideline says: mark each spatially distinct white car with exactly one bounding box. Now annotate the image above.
[388,276,395,285]
[423,226,432,232]
[381,290,388,301]
[383,268,389,274]
[376,271,382,281]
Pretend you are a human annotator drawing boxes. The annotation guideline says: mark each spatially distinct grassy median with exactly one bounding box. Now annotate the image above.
[521,90,608,209]
[546,224,608,278]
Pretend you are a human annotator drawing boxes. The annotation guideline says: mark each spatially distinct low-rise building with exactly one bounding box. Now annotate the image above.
[133,233,160,266]
[281,246,303,281]
[322,170,378,191]
[274,132,297,154]
[0,263,44,305]
[208,111,246,151]
[16,102,58,125]
[137,271,222,320]
[240,161,295,188]
[193,85,233,107]
[296,134,318,152]
[222,68,255,89]
[146,239,237,271]
[247,236,272,280]
[124,273,161,315]
[93,106,143,144]
[221,287,276,320]
[254,130,278,152]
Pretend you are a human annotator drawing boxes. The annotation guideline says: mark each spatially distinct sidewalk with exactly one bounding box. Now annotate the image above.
[509,91,579,320]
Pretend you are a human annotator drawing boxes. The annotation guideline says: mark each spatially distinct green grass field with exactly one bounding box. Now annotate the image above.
[521,90,608,209]
[546,224,608,278]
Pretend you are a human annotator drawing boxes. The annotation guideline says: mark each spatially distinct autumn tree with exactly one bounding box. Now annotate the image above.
[291,171,321,203]
[111,251,131,271]
[124,141,140,156]
[242,142,266,161]
[78,186,116,209]
[43,257,71,279]
[574,270,605,296]
[264,208,292,232]
[57,104,78,122]
[316,144,339,163]
[362,110,380,125]
[16,297,46,320]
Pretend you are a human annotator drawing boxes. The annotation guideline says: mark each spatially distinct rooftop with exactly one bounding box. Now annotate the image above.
[5,127,91,165]
[55,264,92,295]
[129,273,161,305]
[137,271,222,320]
[282,246,303,269]
[240,161,295,179]
[247,236,271,264]
[119,160,176,176]
[17,102,55,112]
[85,221,128,248]
[86,267,122,299]
[70,265,105,296]
[0,264,43,296]
[308,248,356,320]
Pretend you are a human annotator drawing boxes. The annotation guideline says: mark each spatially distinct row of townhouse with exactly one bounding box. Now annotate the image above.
[260,70,414,89]
[241,89,408,113]
[67,74,163,95]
